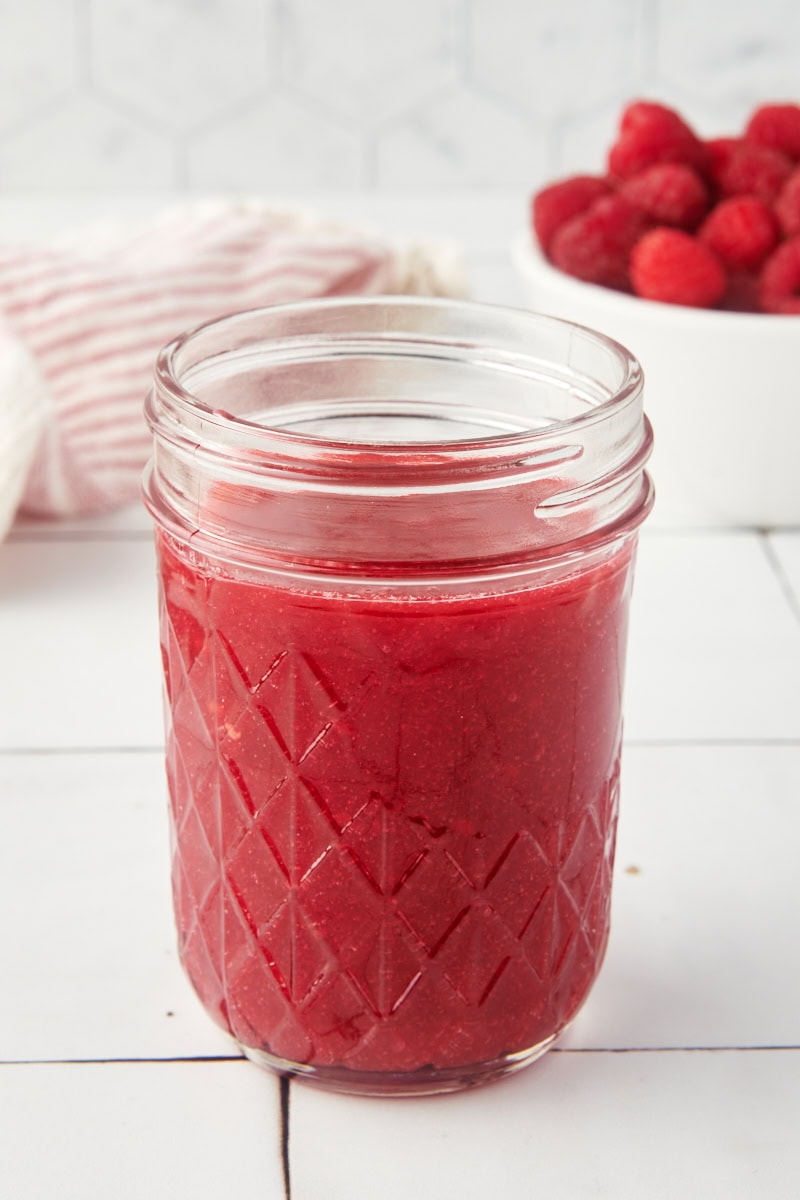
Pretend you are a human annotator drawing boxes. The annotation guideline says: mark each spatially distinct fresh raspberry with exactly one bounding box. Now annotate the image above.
[549,194,649,289]
[713,142,793,204]
[620,163,709,229]
[608,100,709,180]
[774,167,800,236]
[705,136,741,176]
[759,237,800,313]
[629,228,727,307]
[745,103,800,161]
[720,270,761,313]
[698,196,780,271]
[531,175,612,252]
[618,100,701,144]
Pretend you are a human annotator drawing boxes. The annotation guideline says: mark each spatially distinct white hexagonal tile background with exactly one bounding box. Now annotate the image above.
[88,0,275,132]
[469,0,644,119]
[280,0,460,124]
[187,93,363,191]
[376,85,547,188]
[657,0,800,101]
[0,96,174,190]
[0,0,78,134]
[0,1,797,192]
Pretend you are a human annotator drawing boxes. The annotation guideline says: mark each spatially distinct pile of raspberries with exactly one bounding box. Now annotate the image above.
[532,100,800,313]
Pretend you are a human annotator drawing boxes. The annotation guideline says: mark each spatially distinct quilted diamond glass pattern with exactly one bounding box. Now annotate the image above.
[156,530,633,1082]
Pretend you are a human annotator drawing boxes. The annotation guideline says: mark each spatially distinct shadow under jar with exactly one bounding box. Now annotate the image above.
[143,297,653,1096]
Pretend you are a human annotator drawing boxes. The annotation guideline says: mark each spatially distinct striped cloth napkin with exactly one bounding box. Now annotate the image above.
[0,202,465,540]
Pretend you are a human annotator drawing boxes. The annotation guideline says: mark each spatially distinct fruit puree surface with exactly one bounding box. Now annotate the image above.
[157,531,633,1076]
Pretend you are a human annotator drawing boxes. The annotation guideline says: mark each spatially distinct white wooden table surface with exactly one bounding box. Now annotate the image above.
[1,196,799,1199]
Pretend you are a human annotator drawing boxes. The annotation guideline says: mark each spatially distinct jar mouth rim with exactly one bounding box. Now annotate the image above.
[152,296,644,460]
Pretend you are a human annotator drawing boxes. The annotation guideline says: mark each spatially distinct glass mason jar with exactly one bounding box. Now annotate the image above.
[143,297,653,1097]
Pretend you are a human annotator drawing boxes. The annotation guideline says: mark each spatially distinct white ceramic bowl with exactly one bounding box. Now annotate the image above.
[513,232,800,527]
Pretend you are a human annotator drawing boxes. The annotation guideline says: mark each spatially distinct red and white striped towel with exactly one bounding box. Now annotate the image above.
[0,202,465,539]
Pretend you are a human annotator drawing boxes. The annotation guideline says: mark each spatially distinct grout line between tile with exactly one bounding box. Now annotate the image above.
[280,1075,292,1200]
[0,1055,244,1066]
[0,745,164,756]
[6,530,152,544]
[623,737,800,748]
[553,1044,800,1054]
[4,1046,798,1069]
[760,531,800,628]
[641,525,800,538]
[3,739,799,760]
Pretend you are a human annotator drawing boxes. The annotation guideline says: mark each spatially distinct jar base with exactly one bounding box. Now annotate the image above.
[239,1034,560,1097]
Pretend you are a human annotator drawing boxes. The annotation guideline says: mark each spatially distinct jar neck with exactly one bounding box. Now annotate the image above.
[144,298,653,572]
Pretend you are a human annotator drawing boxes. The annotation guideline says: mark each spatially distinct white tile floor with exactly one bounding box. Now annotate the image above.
[1,199,799,1199]
[291,1049,800,1200]
[0,1061,285,1200]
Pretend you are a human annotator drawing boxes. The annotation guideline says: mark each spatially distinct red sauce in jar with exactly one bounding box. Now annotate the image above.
[158,529,632,1079]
